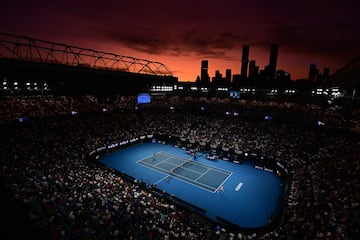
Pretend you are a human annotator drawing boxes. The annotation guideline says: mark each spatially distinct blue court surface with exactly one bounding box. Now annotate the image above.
[100,142,285,229]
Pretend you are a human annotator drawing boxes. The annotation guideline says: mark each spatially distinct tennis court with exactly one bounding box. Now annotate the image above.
[100,142,285,229]
[137,152,232,192]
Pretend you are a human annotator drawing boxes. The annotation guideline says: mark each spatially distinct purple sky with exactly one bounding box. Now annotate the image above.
[1,0,360,81]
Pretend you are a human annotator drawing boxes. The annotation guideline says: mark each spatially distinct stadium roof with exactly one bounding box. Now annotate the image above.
[0,32,173,76]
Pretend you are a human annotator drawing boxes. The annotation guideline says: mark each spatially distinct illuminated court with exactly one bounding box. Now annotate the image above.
[100,142,285,229]
[137,151,232,192]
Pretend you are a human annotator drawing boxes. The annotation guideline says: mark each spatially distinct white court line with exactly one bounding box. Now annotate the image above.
[159,152,207,175]
[137,153,172,167]
[177,162,206,175]
[136,153,164,164]
[160,152,231,176]
[138,153,189,172]
[137,161,217,192]
[137,152,233,193]
[153,156,172,167]
[216,172,233,192]
[154,175,169,185]
[194,169,210,181]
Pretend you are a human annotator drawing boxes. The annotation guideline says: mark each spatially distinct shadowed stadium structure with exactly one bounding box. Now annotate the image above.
[329,55,360,90]
[0,32,177,95]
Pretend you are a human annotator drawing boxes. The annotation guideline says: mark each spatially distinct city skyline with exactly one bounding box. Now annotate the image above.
[1,0,360,81]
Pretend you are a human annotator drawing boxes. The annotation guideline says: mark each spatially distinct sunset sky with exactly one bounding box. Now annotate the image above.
[1,0,360,81]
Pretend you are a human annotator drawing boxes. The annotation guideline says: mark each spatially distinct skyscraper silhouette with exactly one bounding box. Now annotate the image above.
[323,67,330,79]
[225,69,232,84]
[308,64,318,82]
[200,60,210,85]
[268,44,278,81]
[248,60,259,78]
[241,45,249,79]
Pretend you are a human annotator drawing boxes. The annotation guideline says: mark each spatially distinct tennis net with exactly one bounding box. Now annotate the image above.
[169,158,192,174]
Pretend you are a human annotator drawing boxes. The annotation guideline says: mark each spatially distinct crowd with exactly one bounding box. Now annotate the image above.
[0,94,359,239]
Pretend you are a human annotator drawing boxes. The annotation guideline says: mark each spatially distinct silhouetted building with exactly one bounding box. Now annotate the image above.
[323,67,330,81]
[225,69,232,84]
[248,60,259,79]
[315,67,331,84]
[308,64,318,82]
[268,44,278,81]
[260,65,271,81]
[212,70,222,86]
[232,74,241,87]
[196,76,201,83]
[323,67,330,77]
[241,45,249,79]
[200,60,210,85]
[276,69,291,82]
[215,70,222,78]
